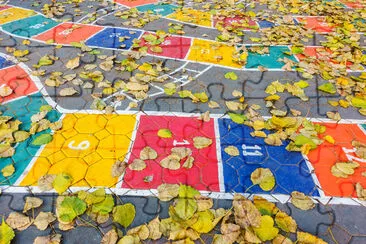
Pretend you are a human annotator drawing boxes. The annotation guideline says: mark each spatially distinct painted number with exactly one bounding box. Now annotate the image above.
[242,144,263,156]
[68,140,90,150]
[59,29,72,36]
[30,23,45,29]
[342,147,366,163]
[109,33,121,38]
[173,139,190,146]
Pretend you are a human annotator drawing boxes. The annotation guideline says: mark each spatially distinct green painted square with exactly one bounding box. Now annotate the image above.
[245,46,298,69]
[2,14,58,38]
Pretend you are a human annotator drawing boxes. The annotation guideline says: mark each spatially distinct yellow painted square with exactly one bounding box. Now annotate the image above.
[187,39,242,68]
[20,114,137,187]
[0,7,36,24]
[167,8,212,27]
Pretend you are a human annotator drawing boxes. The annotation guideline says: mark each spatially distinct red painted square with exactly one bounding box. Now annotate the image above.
[339,0,365,9]
[115,0,158,7]
[0,5,11,11]
[34,23,103,44]
[296,47,357,68]
[122,115,220,191]
[0,65,38,103]
[296,17,334,33]
[137,32,192,59]
[213,16,257,30]
[307,123,366,197]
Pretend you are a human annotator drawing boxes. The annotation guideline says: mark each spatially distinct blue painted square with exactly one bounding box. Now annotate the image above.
[245,46,298,69]
[136,4,178,16]
[0,56,14,69]
[86,27,142,49]
[257,20,275,28]
[218,118,319,196]
[2,15,58,38]
[0,93,61,185]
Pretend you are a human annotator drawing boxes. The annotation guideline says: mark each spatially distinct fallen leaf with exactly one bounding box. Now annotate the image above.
[160,154,181,170]
[111,160,127,177]
[291,191,315,210]
[253,215,279,241]
[147,217,162,240]
[297,231,327,244]
[23,197,43,213]
[112,203,135,228]
[157,184,179,201]
[34,212,56,231]
[233,194,261,228]
[66,56,80,69]
[6,212,32,231]
[59,87,78,96]
[0,85,13,97]
[127,224,150,240]
[1,165,15,177]
[225,72,238,80]
[171,147,192,159]
[157,128,172,138]
[53,173,72,194]
[275,211,297,233]
[38,174,56,191]
[101,229,118,244]
[140,146,157,160]
[193,136,212,149]
[33,234,61,244]
[224,146,240,156]
[250,168,275,191]
[129,159,146,171]
[0,219,15,244]
[331,162,359,178]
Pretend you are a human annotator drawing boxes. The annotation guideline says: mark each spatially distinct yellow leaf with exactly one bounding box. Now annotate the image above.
[291,191,315,210]
[224,146,239,156]
[253,215,279,241]
[65,56,80,69]
[1,164,14,177]
[250,168,275,191]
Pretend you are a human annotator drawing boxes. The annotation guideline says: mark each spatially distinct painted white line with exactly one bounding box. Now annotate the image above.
[214,118,225,193]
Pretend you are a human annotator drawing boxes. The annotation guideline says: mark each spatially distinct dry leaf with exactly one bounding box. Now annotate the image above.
[356,183,366,200]
[101,229,118,244]
[331,162,359,178]
[224,146,239,156]
[34,234,62,244]
[6,212,32,231]
[171,147,192,159]
[0,85,13,97]
[147,217,162,240]
[291,191,315,210]
[233,194,261,228]
[160,154,181,170]
[250,168,275,191]
[129,159,146,171]
[34,212,56,231]
[193,136,212,149]
[66,56,80,69]
[23,197,43,213]
[38,174,56,191]
[140,146,157,160]
[59,87,78,96]
[157,184,179,201]
[111,160,127,177]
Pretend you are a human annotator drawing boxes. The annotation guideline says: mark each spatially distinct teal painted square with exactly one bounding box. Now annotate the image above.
[2,14,58,38]
[245,46,297,69]
[136,4,177,16]
[0,93,61,185]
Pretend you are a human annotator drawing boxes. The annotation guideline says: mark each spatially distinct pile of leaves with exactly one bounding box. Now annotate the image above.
[0,184,328,244]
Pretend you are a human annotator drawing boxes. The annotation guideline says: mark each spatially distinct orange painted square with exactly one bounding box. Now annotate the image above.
[307,123,366,197]
[296,17,334,33]
[0,65,38,103]
[34,23,103,44]
[115,0,158,7]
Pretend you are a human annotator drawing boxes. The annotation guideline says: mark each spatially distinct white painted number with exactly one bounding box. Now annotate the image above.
[242,144,263,156]
[30,23,45,29]
[173,139,190,146]
[342,147,366,163]
[68,140,90,150]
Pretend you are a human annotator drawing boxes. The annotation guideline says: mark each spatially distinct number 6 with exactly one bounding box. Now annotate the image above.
[68,140,90,150]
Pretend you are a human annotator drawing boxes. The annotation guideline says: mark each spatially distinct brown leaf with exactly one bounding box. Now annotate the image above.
[127,224,150,241]
[233,194,261,228]
[160,154,181,170]
[157,184,179,201]
[34,212,56,231]
[34,234,62,244]
[140,146,157,160]
[38,174,56,191]
[23,197,43,213]
[59,87,78,96]
[101,229,118,244]
[129,159,146,171]
[193,136,212,149]
[6,212,32,231]
[171,147,192,159]
[66,56,80,69]
[291,191,315,210]
[111,160,127,177]
[0,85,13,97]
[195,195,213,212]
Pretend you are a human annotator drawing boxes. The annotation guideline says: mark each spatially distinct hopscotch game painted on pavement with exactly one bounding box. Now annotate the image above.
[0,0,365,209]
